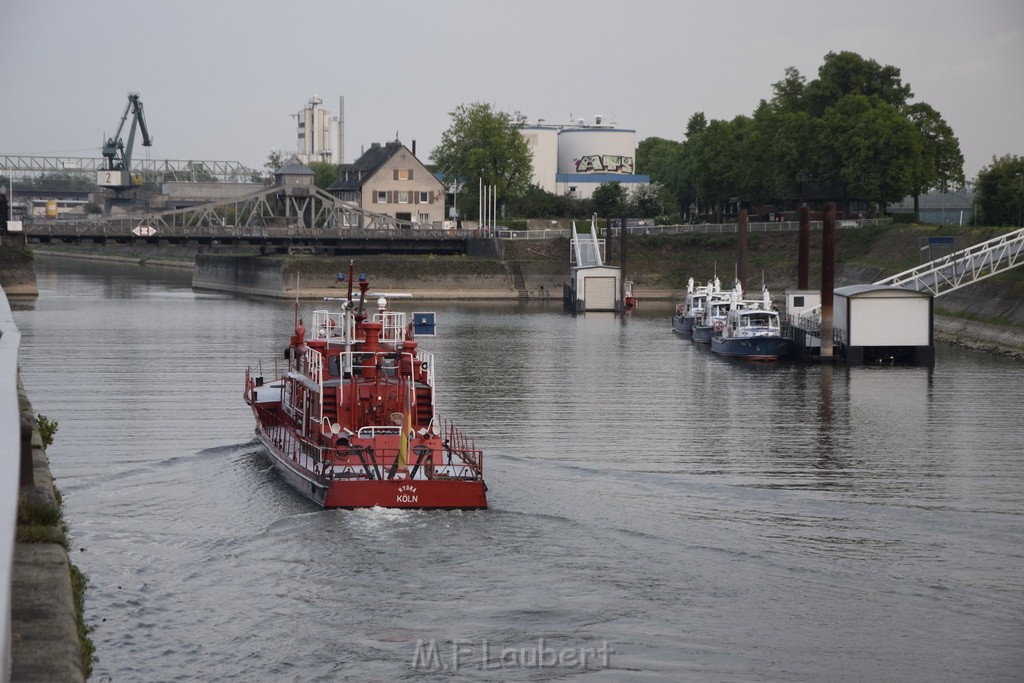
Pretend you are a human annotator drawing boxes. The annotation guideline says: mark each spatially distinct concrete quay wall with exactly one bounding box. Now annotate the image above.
[1,276,87,682]
[10,376,86,682]
[192,254,529,300]
[192,255,287,298]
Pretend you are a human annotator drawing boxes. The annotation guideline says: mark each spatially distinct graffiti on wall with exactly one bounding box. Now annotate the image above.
[573,155,634,174]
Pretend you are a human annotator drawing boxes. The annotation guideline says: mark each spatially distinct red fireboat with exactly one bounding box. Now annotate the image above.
[243,266,487,509]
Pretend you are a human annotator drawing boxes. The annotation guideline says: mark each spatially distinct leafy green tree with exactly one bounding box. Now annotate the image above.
[801,50,912,118]
[906,102,965,210]
[31,172,94,192]
[628,182,673,218]
[691,118,747,220]
[308,161,340,190]
[819,95,920,212]
[592,181,628,221]
[265,150,284,172]
[685,112,708,139]
[431,102,533,218]
[976,155,1024,227]
[506,184,591,218]
[636,137,686,215]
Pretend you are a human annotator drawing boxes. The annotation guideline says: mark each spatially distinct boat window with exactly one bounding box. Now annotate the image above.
[327,355,340,377]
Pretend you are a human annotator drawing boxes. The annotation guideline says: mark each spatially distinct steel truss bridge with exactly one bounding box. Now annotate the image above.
[874,227,1024,295]
[2,154,256,182]
[18,184,477,255]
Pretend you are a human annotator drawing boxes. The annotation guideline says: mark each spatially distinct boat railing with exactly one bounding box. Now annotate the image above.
[310,309,350,341]
[374,310,408,343]
[254,405,330,472]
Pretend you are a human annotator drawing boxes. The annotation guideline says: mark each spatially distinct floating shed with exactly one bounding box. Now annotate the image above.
[563,220,623,312]
[833,285,933,365]
[564,265,622,312]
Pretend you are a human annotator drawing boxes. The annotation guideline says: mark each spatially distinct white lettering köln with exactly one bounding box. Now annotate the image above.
[397,484,418,504]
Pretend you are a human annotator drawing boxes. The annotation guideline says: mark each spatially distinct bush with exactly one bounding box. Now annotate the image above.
[500,219,528,231]
[37,413,59,448]
[889,212,919,224]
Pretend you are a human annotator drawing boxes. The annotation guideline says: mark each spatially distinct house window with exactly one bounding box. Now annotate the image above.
[397,191,409,204]
[418,212,430,225]
[793,296,805,307]
[419,191,429,203]
[395,168,412,180]
[376,191,387,203]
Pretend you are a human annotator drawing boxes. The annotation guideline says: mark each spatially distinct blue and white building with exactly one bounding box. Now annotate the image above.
[520,115,649,199]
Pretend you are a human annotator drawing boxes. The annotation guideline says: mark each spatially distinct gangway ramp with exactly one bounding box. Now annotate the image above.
[570,221,604,268]
[874,227,1024,296]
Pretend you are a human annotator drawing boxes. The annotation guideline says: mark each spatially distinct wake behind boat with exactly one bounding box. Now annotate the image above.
[243,266,487,509]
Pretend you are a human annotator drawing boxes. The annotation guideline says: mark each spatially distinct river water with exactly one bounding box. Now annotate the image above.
[12,256,1024,682]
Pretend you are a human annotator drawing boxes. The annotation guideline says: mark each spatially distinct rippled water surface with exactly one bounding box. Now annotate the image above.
[13,257,1024,681]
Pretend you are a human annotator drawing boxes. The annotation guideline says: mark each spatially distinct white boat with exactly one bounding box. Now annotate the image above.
[672,276,713,335]
[710,286,794,360]
[692,279,743,344]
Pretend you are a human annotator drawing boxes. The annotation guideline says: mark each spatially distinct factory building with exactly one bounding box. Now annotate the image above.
[295,94,345,164]
[520,115,649,199]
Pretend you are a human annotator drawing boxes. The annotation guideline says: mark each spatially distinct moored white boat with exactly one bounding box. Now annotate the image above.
[672,276,712,336]
[710,286,794,360]
[692,279,742,344]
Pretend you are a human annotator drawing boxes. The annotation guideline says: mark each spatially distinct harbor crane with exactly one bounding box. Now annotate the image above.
[98,92,152,190]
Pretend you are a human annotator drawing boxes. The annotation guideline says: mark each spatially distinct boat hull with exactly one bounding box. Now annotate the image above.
[672,314,693,335]
[691,325,715,344]
[710,335,794,361]
[256,427,488,510]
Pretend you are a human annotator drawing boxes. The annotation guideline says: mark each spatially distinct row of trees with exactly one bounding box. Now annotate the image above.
[637,51,965,221]
[256,52,1013,226]
[427,53,968,223]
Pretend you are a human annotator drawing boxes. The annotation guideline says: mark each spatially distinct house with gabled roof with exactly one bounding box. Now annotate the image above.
[327,140,445,229]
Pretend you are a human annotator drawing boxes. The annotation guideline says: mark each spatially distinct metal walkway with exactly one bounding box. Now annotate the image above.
[874,227,1024,296]
[570,219,604,267]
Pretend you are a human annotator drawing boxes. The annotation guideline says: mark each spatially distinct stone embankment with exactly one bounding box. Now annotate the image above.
[11,376,88,682]
[0,235,39,298]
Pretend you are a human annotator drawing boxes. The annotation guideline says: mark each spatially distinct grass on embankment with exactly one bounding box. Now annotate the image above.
[17,415,96,678]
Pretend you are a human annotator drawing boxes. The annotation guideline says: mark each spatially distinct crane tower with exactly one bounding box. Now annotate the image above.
[98,92,152,190]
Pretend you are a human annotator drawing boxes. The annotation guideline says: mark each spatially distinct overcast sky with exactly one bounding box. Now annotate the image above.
[1,0,1021,180]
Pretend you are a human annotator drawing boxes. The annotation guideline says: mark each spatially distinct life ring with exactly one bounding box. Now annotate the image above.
[713,320,725,333]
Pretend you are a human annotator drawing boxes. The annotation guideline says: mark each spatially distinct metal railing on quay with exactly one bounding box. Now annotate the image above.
[608,218,887,237]
[22,221,481,241]
[492,219,886,241]
[496,228,571,240]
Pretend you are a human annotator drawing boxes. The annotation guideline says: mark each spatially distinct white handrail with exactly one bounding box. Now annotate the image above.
[0,286,23,679]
